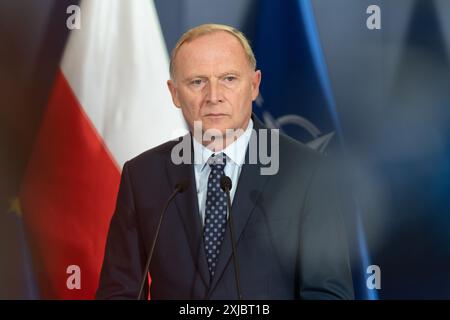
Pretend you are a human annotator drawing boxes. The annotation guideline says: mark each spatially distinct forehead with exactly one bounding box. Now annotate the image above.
[174,31,250,76]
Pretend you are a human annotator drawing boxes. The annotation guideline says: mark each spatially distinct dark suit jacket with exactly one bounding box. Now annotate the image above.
[96,116,354,299]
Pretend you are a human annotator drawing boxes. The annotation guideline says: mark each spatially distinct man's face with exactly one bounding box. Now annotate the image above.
[167,31,261,138]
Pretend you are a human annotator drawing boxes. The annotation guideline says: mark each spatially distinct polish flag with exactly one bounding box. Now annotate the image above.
[19,0,186,299]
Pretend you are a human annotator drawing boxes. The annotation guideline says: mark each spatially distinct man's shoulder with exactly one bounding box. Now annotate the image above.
[278,131,324,164]
[125,134,188,170]
[253,114,323,163]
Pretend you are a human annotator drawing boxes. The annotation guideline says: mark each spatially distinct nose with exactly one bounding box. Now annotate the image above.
[206,79,223,104]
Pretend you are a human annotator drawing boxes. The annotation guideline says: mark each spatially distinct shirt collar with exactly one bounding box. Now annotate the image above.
[193,119,253,172]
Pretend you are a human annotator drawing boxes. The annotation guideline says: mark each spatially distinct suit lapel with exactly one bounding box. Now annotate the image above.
[165,135,210,289]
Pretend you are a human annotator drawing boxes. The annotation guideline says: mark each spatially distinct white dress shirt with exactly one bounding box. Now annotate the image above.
[193,119,254,225]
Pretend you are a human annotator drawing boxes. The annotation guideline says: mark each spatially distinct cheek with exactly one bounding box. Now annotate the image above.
[232,87,253,109]
[180,93,204,118]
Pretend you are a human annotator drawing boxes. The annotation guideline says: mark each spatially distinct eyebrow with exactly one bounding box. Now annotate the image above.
[182,70,242,83]
[217,70,242,77]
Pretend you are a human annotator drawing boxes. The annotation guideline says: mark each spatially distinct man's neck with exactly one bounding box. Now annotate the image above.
[198,119,251,152]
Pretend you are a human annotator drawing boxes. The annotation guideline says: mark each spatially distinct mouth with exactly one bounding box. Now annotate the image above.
[203,113,228,119]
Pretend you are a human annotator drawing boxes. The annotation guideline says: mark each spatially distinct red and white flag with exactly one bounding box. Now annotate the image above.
[19,0,186,299]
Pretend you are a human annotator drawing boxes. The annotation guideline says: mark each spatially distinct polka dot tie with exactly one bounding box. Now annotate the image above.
[203,153,228,278]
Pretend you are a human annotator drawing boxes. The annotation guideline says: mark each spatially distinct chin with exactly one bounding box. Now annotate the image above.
[202,118,232,133]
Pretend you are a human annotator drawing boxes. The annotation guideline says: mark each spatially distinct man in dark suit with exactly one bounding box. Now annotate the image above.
[96,24,354,299]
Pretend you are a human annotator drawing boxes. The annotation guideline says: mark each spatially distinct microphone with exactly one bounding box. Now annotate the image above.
[220,176,243,300]
[137,180,189,300]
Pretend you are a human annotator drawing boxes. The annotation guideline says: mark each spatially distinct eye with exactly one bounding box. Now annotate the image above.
[190,79,204,86]
[224,75,237,82]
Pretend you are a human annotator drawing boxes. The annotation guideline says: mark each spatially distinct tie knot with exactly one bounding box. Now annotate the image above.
[208,153,226,170]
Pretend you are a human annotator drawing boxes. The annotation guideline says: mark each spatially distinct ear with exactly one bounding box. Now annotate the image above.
[167,79,181,108]
[251,70,262,101]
